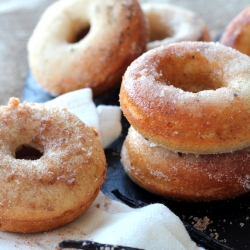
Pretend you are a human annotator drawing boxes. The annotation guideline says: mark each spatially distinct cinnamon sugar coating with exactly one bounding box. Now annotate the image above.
[0,98,106,233]
[120,41,250,154]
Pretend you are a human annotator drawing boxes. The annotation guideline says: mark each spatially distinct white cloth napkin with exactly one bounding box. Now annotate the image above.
[0,88,203,250]
[46,88,122,149]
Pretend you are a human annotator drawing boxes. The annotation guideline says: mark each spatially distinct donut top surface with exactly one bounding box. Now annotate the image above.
[120,41,250,154]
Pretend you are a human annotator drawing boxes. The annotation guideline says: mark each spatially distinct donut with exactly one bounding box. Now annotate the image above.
[0,98,106,233]
[121,126,250,201]
[27,0,149,97]
[141,3,210,51]
[119,41,250,155]
[220,6,250,56]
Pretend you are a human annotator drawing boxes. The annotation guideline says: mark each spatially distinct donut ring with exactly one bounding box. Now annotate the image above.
[28,0,149,97]
[0,98,106,233]
[220,6,250,56]
[120,41,250,154]
[121,126,250,201]
[141,3,210,51]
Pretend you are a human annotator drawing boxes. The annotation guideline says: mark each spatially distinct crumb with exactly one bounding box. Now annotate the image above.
[240,223,244,227]
[8,97,20,107]
[112,151,120,156]
[193,216,212,231]
[210,232,219,239]
[104,201,110,210]
[220,239,227,243]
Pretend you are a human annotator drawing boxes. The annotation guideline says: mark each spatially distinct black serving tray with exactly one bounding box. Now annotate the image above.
[23,72,250,250]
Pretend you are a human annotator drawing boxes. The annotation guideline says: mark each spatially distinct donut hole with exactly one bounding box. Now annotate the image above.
[15,145,43,160]
[67,24,91,44]
[149,25,173,41]
[146,13,173,41]
[158,54,226,93]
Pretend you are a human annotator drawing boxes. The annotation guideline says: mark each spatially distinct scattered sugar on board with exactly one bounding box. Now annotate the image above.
[189,216,228,242]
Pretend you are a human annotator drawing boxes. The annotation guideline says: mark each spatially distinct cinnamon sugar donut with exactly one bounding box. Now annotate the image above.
[121,126,250,201]
[120,41,250,155]
[141,3,210,51]
[0,98,106,233]
[220,6,250,56]
[27,0,149,97]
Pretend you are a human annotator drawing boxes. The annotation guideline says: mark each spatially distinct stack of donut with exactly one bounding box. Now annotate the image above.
[220,6,250,56]
[120,41,250,202]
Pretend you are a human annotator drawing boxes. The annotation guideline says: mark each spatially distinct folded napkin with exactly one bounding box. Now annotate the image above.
[46,88,122,148]
[0,88,203,250]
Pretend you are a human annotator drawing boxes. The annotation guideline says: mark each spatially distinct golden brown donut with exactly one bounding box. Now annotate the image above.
[0,98,106,233]
[27,0,149,97]
[220,6,250,56]
[121,126,250,201]
[141,3,210,51]
[120,41,250,155]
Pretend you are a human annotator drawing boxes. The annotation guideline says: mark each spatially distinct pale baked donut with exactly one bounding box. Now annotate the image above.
[141,3,210,51]
[120,41,250,155]
[220,6,250,56]
[121,126,250,201]
[0,98,106,233]
[28,0,149,97]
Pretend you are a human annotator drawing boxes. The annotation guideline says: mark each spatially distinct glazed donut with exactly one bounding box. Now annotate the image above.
[120,41,250,155]
[27,0,149,97]
[0,98,106,233]
[141,3,210,51]
[121,126,250,201]
[220,6,250,56]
